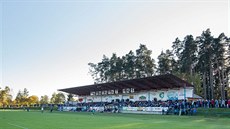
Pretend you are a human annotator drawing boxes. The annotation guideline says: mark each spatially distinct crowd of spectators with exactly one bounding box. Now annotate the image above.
[60,98,230,115]
[67,98,230,108]
[193,99,230,108]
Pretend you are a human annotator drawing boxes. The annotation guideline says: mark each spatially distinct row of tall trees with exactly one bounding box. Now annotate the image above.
[88,44,156,83]
[88,29,230,100]
[158,29,230,100]
[0,86,67,107]
[0,86,12,107]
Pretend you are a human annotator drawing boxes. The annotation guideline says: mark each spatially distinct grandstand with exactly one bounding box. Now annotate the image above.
[59,74,194,114]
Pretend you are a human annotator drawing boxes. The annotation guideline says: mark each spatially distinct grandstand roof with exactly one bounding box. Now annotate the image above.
[58,74,193,96]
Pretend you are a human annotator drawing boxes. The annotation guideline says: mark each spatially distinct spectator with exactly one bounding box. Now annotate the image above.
[215,99,219,108]
[41,106,44,113]
[50,105,53,113]
[26,107,30,112]
[228,99,230,108]
[221,100,225,108]
[211,99,215,108]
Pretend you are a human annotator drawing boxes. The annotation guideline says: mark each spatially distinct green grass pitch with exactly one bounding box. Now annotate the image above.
[0,110,229,129]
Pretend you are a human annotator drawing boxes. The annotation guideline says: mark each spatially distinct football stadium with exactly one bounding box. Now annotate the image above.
[59,74,195,115]
[1,73,230,129]
[2,1,230,128]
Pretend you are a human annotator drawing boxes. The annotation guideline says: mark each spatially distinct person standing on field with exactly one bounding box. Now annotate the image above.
[50,105,53,113]
[228,99,230,108]
[41,106,44,113]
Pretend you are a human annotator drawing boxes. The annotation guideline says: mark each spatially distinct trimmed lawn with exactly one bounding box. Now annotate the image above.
[0,110,229,129]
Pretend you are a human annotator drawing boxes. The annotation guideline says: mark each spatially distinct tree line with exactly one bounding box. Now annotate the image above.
[1,29,229,107]
[88,29,230,100]
[88,44,156,83]
[0,86,72,108]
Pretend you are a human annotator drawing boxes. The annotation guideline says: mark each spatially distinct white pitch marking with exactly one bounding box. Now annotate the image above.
[8,123,28,129]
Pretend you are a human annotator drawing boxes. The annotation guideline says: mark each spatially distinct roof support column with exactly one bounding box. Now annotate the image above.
[184,84,186,100]
[148,91,150,101]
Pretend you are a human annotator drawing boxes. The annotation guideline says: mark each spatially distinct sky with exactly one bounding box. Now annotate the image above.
[1,0,229,98]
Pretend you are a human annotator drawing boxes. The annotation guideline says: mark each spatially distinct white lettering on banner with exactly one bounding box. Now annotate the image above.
[133,107,138,111]
[90,107,104,111]
[63,107,77,111]
[125,107,137,111]
[152,107,162,112]
[137,107,143,111]
[122,107,168,112]
[145,107,152,112]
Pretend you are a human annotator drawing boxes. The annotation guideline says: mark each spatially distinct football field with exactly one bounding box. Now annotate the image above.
[0,110,229,129]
